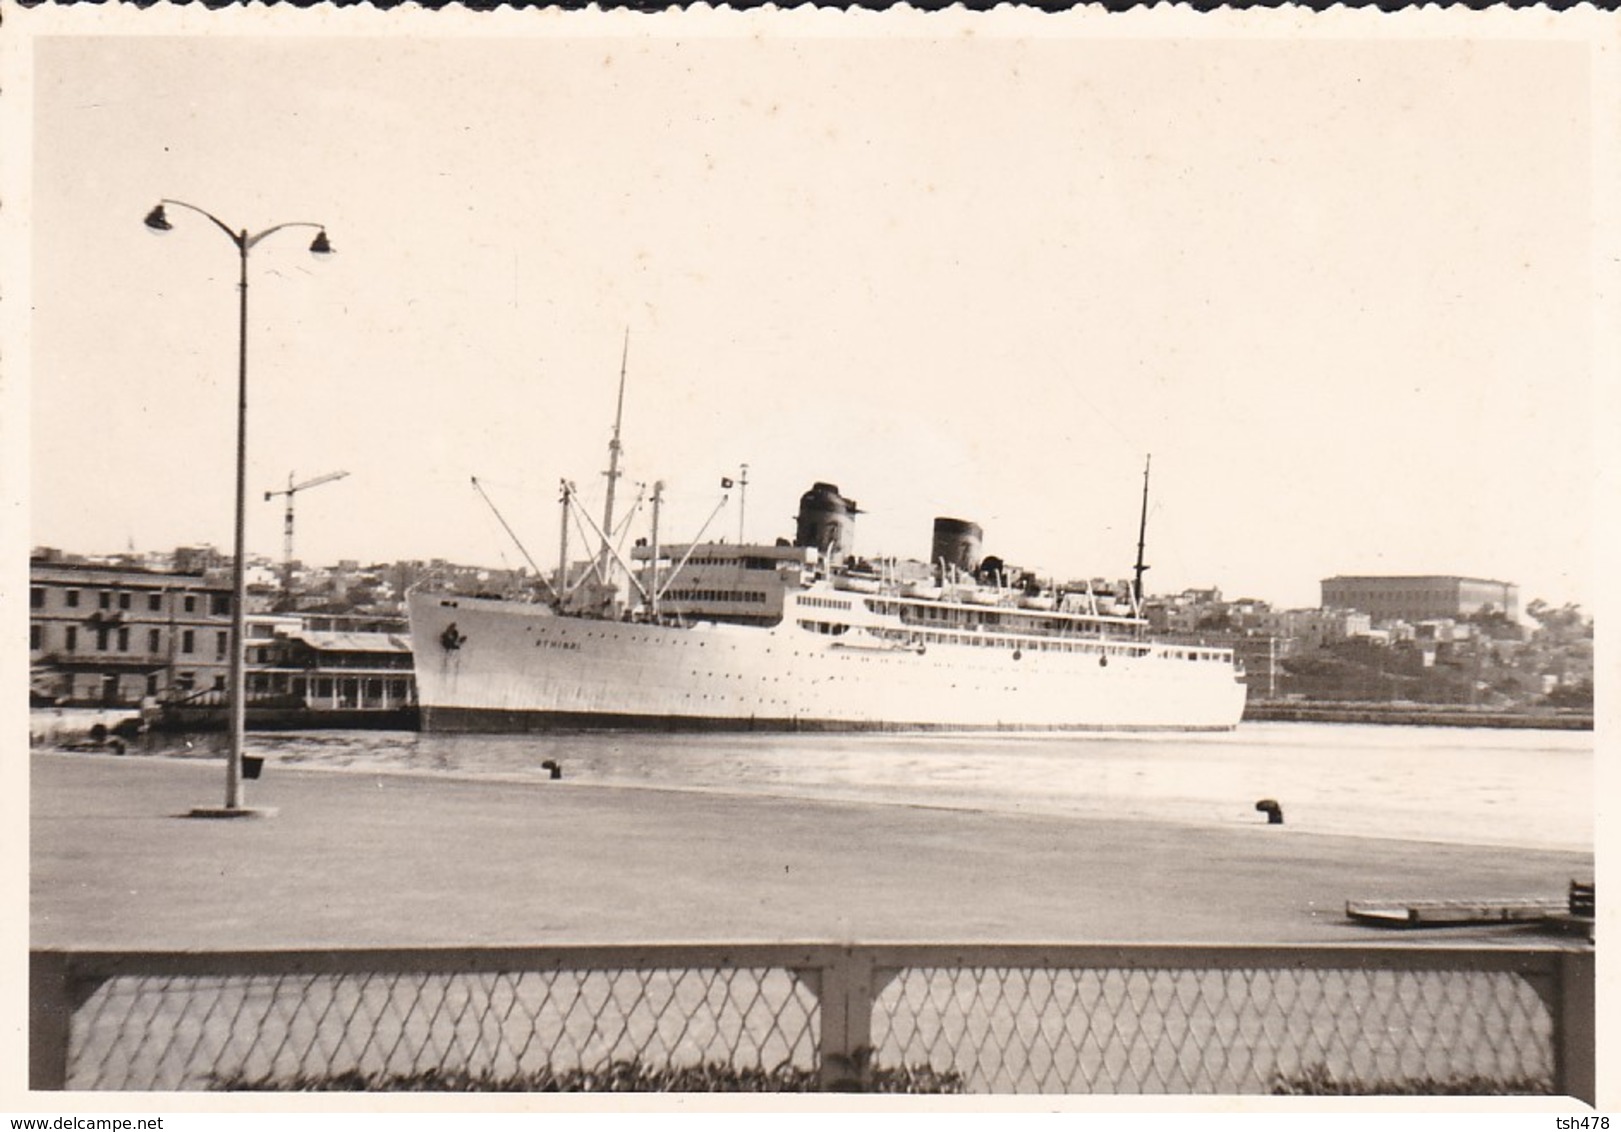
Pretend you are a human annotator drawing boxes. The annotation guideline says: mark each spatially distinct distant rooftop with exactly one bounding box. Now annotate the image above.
[1321,574,1516,587]
[284,629,412,654]
[30,557,212,581]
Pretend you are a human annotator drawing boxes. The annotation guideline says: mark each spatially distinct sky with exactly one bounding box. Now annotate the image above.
[20,20,1605,612]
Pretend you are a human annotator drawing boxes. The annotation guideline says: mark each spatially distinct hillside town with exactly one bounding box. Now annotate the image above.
[28,543,1594,722]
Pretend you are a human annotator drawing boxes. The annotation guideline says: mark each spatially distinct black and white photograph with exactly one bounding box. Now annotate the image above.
[5,2,1613,1120]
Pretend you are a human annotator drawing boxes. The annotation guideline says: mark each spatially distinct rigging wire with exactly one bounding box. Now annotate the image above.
[470,476,557,601]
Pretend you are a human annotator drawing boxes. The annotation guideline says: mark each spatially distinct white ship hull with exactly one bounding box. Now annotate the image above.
[408,591,1248,733]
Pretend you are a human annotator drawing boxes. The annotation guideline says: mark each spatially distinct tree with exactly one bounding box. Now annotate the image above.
[1545,678,1594,710]
[1526,599,1591,642]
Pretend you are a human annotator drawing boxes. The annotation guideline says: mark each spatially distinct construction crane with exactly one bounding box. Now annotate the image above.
[265,470,349,609]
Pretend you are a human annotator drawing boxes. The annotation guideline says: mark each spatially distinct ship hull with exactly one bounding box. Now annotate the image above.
[418,706,1236,733]
[409,592,1248,734]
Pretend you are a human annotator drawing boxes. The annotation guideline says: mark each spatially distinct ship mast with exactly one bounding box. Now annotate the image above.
[649,480,664,619]
[557,479,573,601]
[598,328,631,595]
[1132,454,1152,608]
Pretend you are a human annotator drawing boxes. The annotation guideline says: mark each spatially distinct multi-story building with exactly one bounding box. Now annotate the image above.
[29,558,234,706]
[1340,610,1374,639]
[1252,607,1343,651]
[172,544,227,575]
[1143,587,1228,635]
[1319,575,1519,625]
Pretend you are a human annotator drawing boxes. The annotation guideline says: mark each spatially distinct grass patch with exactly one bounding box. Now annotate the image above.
[210,1058,965,1093]
[1271,1064,1553,1096]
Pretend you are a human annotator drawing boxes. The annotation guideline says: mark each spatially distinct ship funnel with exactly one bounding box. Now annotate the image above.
[795,482,858,562]
[932,517,983,575]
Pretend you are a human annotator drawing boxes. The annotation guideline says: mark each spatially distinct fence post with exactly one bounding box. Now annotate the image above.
[1555,949,1595,1106]
[816,947,878,1091]
[29,950,73,1090]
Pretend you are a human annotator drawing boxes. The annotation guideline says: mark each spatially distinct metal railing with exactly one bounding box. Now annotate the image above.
[30,943,1594,1100]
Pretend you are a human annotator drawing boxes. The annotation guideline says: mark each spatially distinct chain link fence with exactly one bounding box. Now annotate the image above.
[874,962,1555,1093]
[31,943,1594,1099]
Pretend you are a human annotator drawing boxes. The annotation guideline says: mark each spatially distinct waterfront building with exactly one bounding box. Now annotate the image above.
[29,557,233,706]
[245,627,415,713]
[1319,575,1519,625]
[245,612,305,666]
[149,617,417,730]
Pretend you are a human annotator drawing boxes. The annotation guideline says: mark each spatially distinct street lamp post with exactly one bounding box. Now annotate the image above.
[144,200,332,815]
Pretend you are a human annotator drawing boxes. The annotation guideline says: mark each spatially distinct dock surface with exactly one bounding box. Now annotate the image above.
[29,752,1595,951]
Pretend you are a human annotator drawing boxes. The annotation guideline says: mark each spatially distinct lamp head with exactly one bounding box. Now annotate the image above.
[143,204,172,232]
[309,230,334,256]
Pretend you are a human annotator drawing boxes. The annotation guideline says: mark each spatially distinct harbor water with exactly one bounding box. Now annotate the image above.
[126,721,1593,854]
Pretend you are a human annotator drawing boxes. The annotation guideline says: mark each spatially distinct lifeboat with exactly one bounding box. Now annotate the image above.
[833,572,882,594]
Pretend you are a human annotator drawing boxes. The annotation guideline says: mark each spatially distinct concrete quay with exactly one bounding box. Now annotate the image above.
[30,751,1594,951]
[1242,702,1593,730]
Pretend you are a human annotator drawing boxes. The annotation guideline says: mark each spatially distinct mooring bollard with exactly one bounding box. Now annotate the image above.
[1255,798,1284,825]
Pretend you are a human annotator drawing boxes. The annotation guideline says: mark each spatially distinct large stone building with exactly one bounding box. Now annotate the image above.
[1319,575,1519,625]
[29,558,234,706]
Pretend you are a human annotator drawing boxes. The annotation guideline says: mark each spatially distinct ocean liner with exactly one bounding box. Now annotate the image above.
[408,459,1247,732]
[409,347,1244,732]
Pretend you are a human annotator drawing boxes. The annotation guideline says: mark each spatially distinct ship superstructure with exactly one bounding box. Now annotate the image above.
[408,479,1247,732]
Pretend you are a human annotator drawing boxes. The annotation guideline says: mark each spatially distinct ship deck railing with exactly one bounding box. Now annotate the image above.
[860,624,1235,663]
